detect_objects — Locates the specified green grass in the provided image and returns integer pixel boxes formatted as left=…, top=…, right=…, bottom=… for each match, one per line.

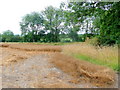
left=5, top=42, right=80, bottom=46
left=73, top=54, right=119, bottom=72
left=33, top=42, right=73, bottom=45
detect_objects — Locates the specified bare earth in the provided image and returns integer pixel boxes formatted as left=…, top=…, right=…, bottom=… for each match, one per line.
left=0, top=43, right=118, bottom=88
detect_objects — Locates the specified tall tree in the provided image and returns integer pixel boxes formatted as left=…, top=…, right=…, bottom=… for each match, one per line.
left=42, top=6, right=64, bottom=42
left=1, top=30, right=14, bottom=42
left=95, top=2, right=120, bottom=45
left=20, top=12, right=44, bottom=42
left=60, top=3, right=81, bottom=41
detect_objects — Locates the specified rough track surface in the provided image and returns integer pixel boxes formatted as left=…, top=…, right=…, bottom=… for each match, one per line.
left=0, top=44, right=118, bottom=88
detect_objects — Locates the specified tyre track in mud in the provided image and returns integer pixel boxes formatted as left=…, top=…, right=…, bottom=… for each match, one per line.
left=0, top=44, right=118, bottom=88
left=1, top=46, right=97, bottom=88
left=2, top=53, right=97, bottom=88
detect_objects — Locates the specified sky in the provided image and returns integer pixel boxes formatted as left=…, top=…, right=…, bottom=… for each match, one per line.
left=0, top=0, right=67, bottom=35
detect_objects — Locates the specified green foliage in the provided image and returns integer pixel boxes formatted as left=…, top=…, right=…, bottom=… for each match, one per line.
left=42, top=6, right=64, bottom=42
left=12, top=35, right=22, bottom=42
left=1, top=30, right=14, bottom=42
left=2, top=1, right=118, bottom=46
left=78, top=34, right=85, bottom=42
left=0, top=33, right=2, bottom=42
left=20, top=12, right=44, bottom=42
left=68, top=30, right=79, bottom=41
left=1, top=30, right=22, bottom=42
left=74, top=53, right=119, bottom=71
left=68, top=2, right=120, bottom=46
left=93, top=2, right=120, bottom=45
left=61, top=38, right=72, bottom=42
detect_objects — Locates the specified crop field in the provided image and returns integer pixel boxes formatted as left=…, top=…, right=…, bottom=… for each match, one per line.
left=0, top=43, right=118, bottom=88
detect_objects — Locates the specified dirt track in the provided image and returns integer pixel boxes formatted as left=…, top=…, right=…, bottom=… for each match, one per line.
left=0, top=43, right=118, bottom=88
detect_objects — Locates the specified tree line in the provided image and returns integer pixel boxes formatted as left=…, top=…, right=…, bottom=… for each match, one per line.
left=1, top=1, right=120, bottom=45
left=0, top=30, right=22, bottom=42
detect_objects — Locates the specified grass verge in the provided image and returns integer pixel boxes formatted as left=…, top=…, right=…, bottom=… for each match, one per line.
left=73, top=54, right=119, bottom=72
left=62, top=43, right=119, bottom=72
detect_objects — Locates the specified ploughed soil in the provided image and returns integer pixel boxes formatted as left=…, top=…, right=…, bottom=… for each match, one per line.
left=0, top=43, right=118, bottom=88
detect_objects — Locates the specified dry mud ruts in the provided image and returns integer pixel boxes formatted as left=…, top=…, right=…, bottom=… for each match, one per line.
left=1, top=43, right=117, bottom=88
left=0, top=43, right=61, bottom=52
left=50, top=53, right=116, bottom=87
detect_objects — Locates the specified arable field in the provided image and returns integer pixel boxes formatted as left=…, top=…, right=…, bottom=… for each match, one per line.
left=0, top=43, right=118, bottom=88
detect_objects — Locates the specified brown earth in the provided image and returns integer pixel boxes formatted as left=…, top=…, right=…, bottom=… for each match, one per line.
left=50, top=53, right=116, bottom=87
left=0, top=43, right=118, bottom=88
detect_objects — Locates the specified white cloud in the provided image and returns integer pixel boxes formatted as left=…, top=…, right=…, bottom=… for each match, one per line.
left=0, top=0, right=67, bottom=34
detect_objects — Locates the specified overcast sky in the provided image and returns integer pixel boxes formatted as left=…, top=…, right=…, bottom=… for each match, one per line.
left=0, top=0, right=67, bottom=35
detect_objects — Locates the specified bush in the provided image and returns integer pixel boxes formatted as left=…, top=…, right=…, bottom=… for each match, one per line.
left=85, top=37, right=99, bottom=46
left=61, top=38, right=72, bottom=42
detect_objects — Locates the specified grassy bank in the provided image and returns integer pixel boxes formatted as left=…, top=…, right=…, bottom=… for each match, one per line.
left=62, top=42, right=119, bottom=71
left=74, top=54, right=119, bottom=71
